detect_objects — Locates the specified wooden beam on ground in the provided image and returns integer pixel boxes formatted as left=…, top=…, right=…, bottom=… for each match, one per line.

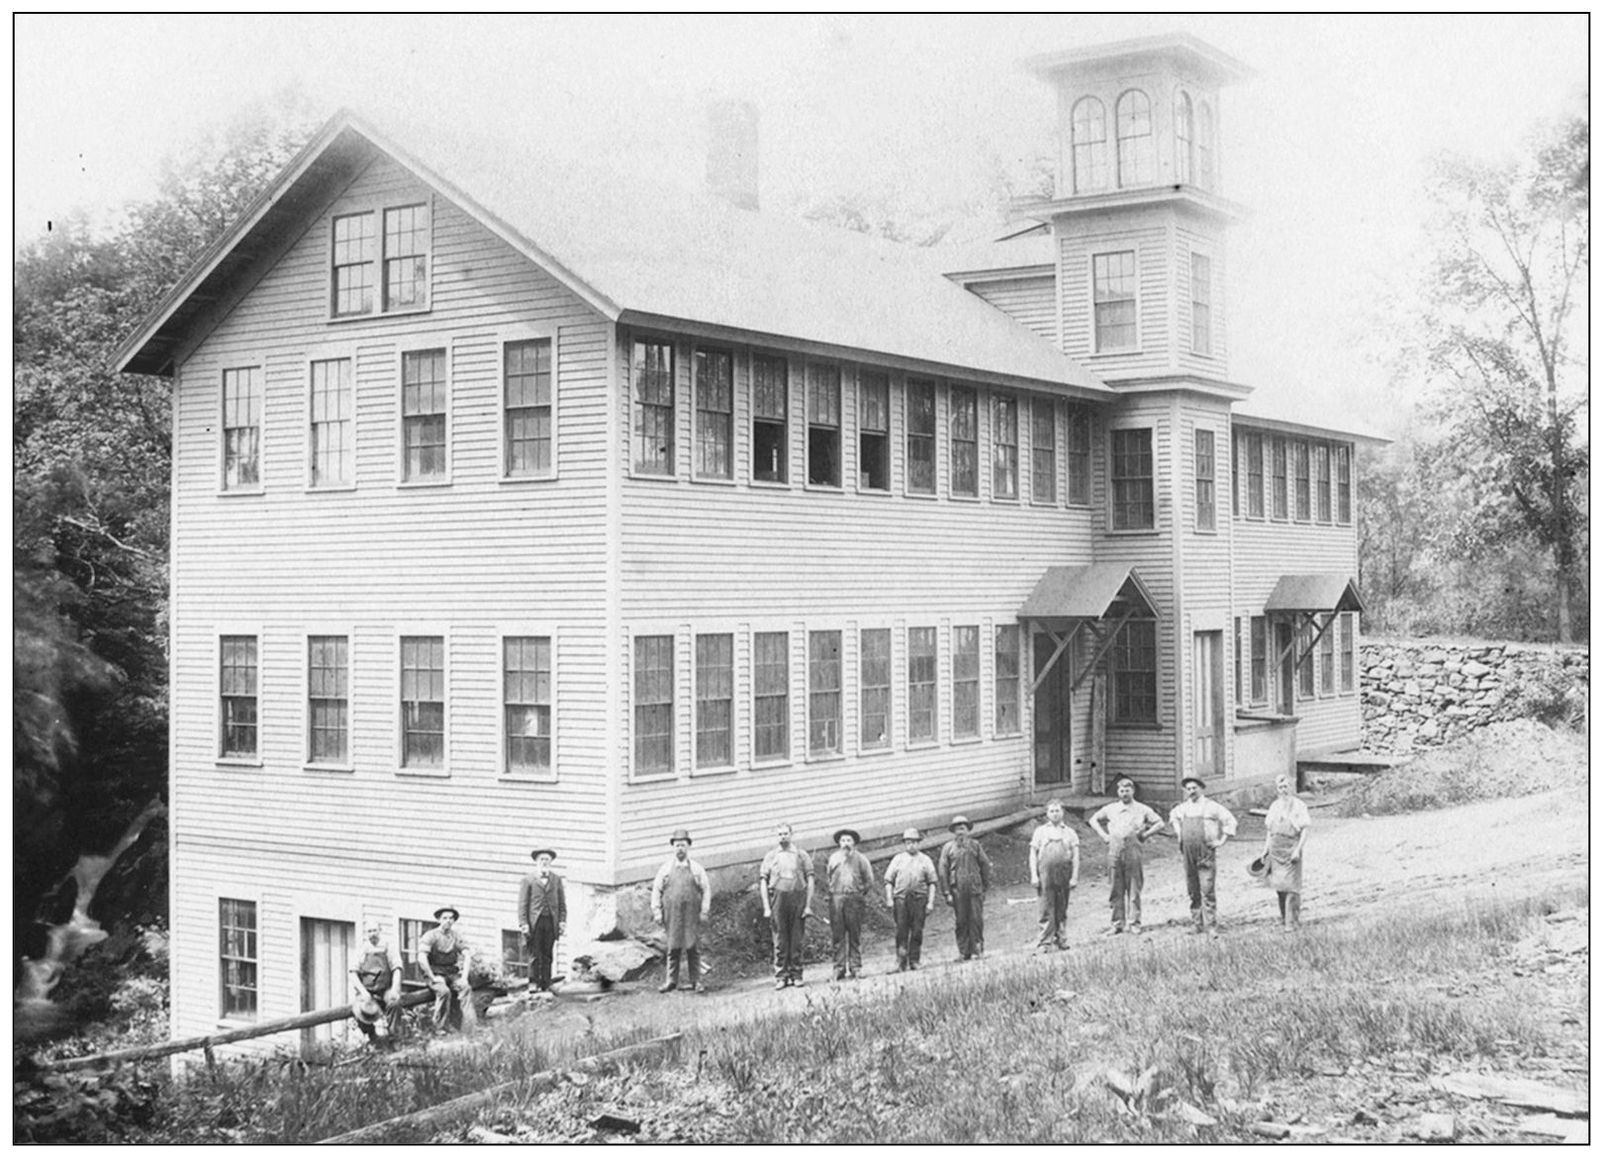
left=315, top=1033, right=684, bottom=1144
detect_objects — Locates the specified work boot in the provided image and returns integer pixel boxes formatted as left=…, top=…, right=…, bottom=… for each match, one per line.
left=659, top=963, right=678, bottom=993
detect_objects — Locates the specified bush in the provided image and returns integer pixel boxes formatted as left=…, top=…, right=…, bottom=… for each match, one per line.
left=1511, top=663, right=1586, bottom=730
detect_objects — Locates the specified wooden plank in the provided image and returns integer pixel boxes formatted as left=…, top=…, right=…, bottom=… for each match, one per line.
left=1432, top=1072, right=1588, bottom=1118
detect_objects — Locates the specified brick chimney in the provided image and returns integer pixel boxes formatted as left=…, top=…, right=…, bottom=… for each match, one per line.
left=706, top=98, right=759, bottom=211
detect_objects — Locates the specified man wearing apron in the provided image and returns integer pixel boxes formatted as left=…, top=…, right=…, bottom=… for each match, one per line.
left=651, top=828, right=712, bottom=992
left=418, top=906, right=477, bottom=1033
left=1028, top=800, right=1080, bottom=951
left=1168, top=776, right=1238, bottom=935
left=1263, top=774, right=1312, bottom=931
left=825, top=828, right=875, bottom=980
left=760, top=823, right=816, bottom=989
left=348, top=920, right=403, bottom=1045
left=1089, top=778, right=1165, bottom=935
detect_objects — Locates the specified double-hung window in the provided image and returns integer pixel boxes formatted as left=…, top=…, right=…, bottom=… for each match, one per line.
left=807, top=364, right=841, bottom=486
left=401, top=349, right=448, bottom=482
left=1195, top=428, right=1216, bottom=530
left=1294, top=440, right=1312, bottom=520
left=906, top=379, right=937, bottom=494
left=1320, top=617, right=1337, bottom=695
left=1110, top=427, right=1154, bottom=531
left=752, top=353, right=788, bottom=483
left=1072, top=96, right=1109, bottom=192
left=1067, top=403, right=1092, bottom=506
left=1110, top=620, right=1157, bottom=723
left=1340, top=614, right=1356, bottom=692
left=695, top=634, right=734, bottom=769
left=1175, top=92, right=1195, bottom=185
left=504, top=636, right=552, bottom=776
left=1315, top=444, right=1332, bottom=522
left=1031, top=399, right=1056, bottom=503
left=1270, top=436, right=1289, bottom=519
left=1245, top=432, right=1264, bottom=518
left=1191, top=253, right=1212, bottom=354
left=633, top=635, right=674, bottom=776
left=222, top=367, right=262, bottom=490
left=219, top=898, right=258, bottom=1020
left=994, top=625, right=1021, bottom=735
left=1093, top=251, right=1138, bottom=353
left=504, top=339, right=553, bottom=478
left=310, top=359, right=352, bottom=487
left=1234, top=620, right=1244, bottom=706
left=859, top=371, right=890, bottom=491
left=1116, top=90, right=1154, bottom=188
left=753, top=631, right=790, bottom=763
left=331, top=212, right=377, bottom=317
left=1250, top=616, right=1268, bottom=704
left=400, top=636, right=445, bottom=769
left=1298, top=624, right=1316, bottom=699
left=950, top=386, right=978, bottom=496
left=1337, top=444, right=1352, bottom=523
left=383, top=204, right=430, bottom=311
left=307, top=636, right=348, bottom=766
left=908, top=627, right=938, bottom=743
left=808, top=631, right=842, bottom=756
left=398, top=919, right=429, bottom=984
left=992, top=395, right=1019, bottom=499
left=331, top=203, right=430, bottom=318
left=220, top=636, right=258, bottom=759
left=860, top=628, right=891, bottom=750
left=632, top=340, right=674, bottom=476
left=694, top=347, right=733, bottom=480
left=952, top=626, right=980, bottom=739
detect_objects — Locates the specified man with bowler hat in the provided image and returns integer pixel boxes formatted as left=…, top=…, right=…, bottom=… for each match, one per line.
left=518, top=847, right=567, bottom=996
left=651, top=829, right=712, bottom=992
left=938, top=815, right=993, bottom=961
left=825, top=827, right=875, bottom=979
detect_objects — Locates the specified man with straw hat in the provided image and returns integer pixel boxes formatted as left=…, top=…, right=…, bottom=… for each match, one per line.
left=518, top=847, right=567, bottom=996
left=938, top=814, right=993, bottom=961
left=651, top=829, right=711, bottom=992
left=825, top=827, right=875, bottom=980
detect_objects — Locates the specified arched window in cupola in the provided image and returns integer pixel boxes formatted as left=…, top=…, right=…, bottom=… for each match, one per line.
left=1199, top=102, right=1217, bottom=191
left=1071, top=96, right=1109, bottom=192
left=1174, top=91, right=1195, bottom=186
left=1116, top=89, right=1154, bottom=188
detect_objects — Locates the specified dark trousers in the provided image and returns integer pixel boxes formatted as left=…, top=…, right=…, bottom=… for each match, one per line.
left=1108, top=849, right=1144, bottom=927
left=770, top=888, right=807, bottom=980
left=666, top=946, right=701, bottom=987
left=527, top=914, right=557, bottom=991
left=952, top=886, right=985, bottom=958
left=1182, top=848, right=1218, bottom=926
left=893, top=890, right=929, bottom=969
left=1036, top=876, right=1070, bottom=948
left=830, top=893, right=865, bottom=977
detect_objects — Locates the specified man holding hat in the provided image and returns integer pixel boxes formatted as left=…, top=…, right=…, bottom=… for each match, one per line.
left=760, top=823, right=816, bottom=989
left=825, top=828, right=876, bottom=980
left=418, top=906, right=477, bottom=1033
left=518, top=847, right=567, bottom=995
left=349, top=920, right=404, bottom=1046
left=937, top=815, right=993, bottom=961
left=883, top=829, right=938, bottom=971
left=1168, top=776, right=1239, bottom=935
left=651, top=829, right=711, bottom=992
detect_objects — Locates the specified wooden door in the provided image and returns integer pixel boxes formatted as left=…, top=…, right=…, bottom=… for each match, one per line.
left=1033, top=633, right=1071, bottom=786
left=1274, top=621, right=1295, bottom=715
left=300, top=917, right=355, bottom=1054
left=1193, top=631, right=1224, bottom=777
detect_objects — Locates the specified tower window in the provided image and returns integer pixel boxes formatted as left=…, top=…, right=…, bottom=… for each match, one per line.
left=1174, top=91, right=1195, bottom=185
left=1199, top=103, right=1217, bottom=191
left=1116, top=90, right=1154, bottom=188
left=1093, top=251, right=1138, bottom=352
left=1071, top=96, right=1108, bottom=192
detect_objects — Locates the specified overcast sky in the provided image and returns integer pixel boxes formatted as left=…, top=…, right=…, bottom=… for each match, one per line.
left=14, top=14, right=1586, bottom=426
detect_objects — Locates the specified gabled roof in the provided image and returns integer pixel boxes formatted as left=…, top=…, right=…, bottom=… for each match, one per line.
left=1264, top=574, right=1365, bottom=615
left=1018, top=563, right=1160, bottom=622
left=117, top=110, right=1111, bottom=398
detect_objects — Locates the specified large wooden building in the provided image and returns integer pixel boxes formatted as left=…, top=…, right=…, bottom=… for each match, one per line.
left=118, top=34, right=1378, bottom=1047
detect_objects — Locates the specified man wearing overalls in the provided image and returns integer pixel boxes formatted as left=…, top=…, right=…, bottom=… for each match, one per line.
left=349, top=920, right=404, bottom=1045
left=1168, top=776, right=1238, bottom=936
left=1089, top=778, right=1165, bottom=935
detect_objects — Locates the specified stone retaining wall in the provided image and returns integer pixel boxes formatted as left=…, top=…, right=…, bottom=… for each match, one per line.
left=1359, top=637, right=1589, bottom=753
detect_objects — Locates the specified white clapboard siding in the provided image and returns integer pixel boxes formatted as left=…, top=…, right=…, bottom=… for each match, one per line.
left=1174, top=400, right=1237, bottom=777
left=1056, top=208, right=1173, bottom=371
left=967, top=275, right=1058, bottom=342
left=1175, top=222, right=1229, bottom=376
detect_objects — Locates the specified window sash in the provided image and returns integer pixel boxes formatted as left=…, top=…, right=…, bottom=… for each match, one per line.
left=860, top=628, right=891, bottom=749
left=1191, top=252, right=1211, bottom=353
left=952, top=625, right=980, bottom=739
left=1072, top=96, right=1109, bottom=192
left=1337, top=445, right=1352, bottom=523
left=402, top=349, right=448, bottom=480
left=994, top=625, right=1021, bottom=734
left=1270, top=436, right=1289, bottom=519
left=383, top=203, right=429, bottom=311
left=695, top=348, right=734, bottom=480
left=1175, top=91, right=1195, bottom=185
left=695, top=633, right=734, bottom=768
left=1294, top=441, right=1312, bottom=520
left=504, top=636, right=552, bottom=774
left=950, top=386, right=977, bottom=496
left=309, top=359, right=352, bottom=487
left=906, top=380, right=936, bottom=494
left=1234, top=620, right=1244, bottom=706
left=1067, top=403, right=1092, bottom=506
left=332, top=211, right=376, bottom=317
left=1245, top=433, right=1264, bottom=518
left=1093, top=252, right=1138, bottom=351
left=633, top=635, right=675, bottom=775
left=1315, top=444, right=1332, bottom=522
left=1320, top=616, right=1337, bottom=694
left=807, top=630, right=842, bottom=755
left=1110, top=427, right=1154, bottom=530
left=752, top=353, right=789, bottom=484
left=1298, top=623, right=1316, bottom=698
left=1116, top=90, right=1154, bottom=187
left=806, top=364, right=841, bottom=486
left=219, top=898, right=258, bottom=1019
left=222, top=367, right=262, bottom=489
left=753, top=631, right=790, bottom=762
left=400, top=636, right=445, bottom=767
left=992, top=395, right=1019, bottom=499
left=859, top=372, right=890, bottom=491
left=220, top=636, right=258, bottom=757
left=398, top=919, right=429, bottom=984
left=1110, top=619, right=1157, bottom=723
left=504, top=339, right=553, bottom=477
left=1340, top=613, right=1356, bottom=691
left=501, top=930, right=532, bottom=980
left=908, top=627, right=937, bottom=742
left=1250, top=616, right=1268, bottom=704
left=308, top=635, right=348, bottom=764
left=1030, top=399, right=1056, bottom=503
left=632, top=340, right=675, bottom=475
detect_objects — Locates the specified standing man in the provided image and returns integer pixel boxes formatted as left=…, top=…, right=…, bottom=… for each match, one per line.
left=651, top=828, right=712, bottom=992
left=937, top=815, right=993, bottom=961
left=518, top=848, right=567, bottom=997
left=349, top=920, right=404, bottom=1046
left=1168, top=777, right=1238, bottom=936
left=825, top=828, right=875, bottom=980
left=418, top=906, right=477, bottom=1033
left=1028, top=800, right=1081, bottom=952
left=1089, top=778, right=1165, bottom=935
left=759, top=823, right=816, bottom=989
left=883, top=828, right=938, bottom=971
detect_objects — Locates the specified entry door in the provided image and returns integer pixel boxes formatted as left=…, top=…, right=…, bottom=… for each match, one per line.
left=1033, top=633, right=1071, bottom=786
left=1193, top=631, right=1225, bottom=778
left=1274, top=621, right=1295, bottom=715
left=300, top=918, right=355, bottom=1053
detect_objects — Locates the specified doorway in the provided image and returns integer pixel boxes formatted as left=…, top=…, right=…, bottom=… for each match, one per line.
left=1193, top=631, right=1225, bottom=777
left=1274, top=621, right=1295, bottom=715
left=300, top=917, right=355, bottom=1054
left=1033, top=633, right=1070, bottom=787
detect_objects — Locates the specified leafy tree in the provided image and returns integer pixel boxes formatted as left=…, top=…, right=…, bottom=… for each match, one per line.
left=1420, top=114, right=1588, bottom=641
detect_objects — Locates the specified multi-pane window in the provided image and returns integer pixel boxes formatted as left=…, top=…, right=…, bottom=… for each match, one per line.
left=401, top=349, right=448, bottom=481
left=1245, top=432, right=1265, bottom=518
left=1110, top=620, right=1157, bottom=723
left=397, top=919, right=429, bottom=984
left=1270, top=436, right=1289, bottom=519
left=1314, top=443, right=1332, bottom=522
left=1199, top=104, right=1217, bottom=191
left=950, top=386, right=978, bottom=496
left=908, top=627, right=938, bottom=744
left=220, top=636, right=258, bottom=759
left=1298, top=623, right=1315, bottom=699
left=807, top=363, right=841, bottom=486
left=1340, top=613, right=1356, bottom=692
left=501, top=930, right=531, bottom=981
left=331, top=211, right=376, bottom=317
left=1195, top=428, right=1216, bottom=530
left=1031, top=399, right=1056, bottom=503
left=310, top=359, right=353, bottom=487
left=1116, top=89, right=1154, bottom=188
left=1337, top=444, right=1352, bottom=523
left=383, top=204, right=429, bottom=311
left=504, top=636, right=552, bottom=775
left=1234, top=620, right=1244, bottom=706
left=859, top=371, right=890, bottom=491
left=752, top=353, right=788, bottom=483
left=1293, top=440, right=1312, bottom=520
left=307, top=636, right=348, bottom=765
left=1110, top=427, right=1154, bottom=530
left=1231, top=433, right=1240, bottom=517
left=695, top=347, right=733, bottom=480
left=1072, top=96, right=1109, bottom=192
left=222, top=367, right=262, bottom=490
left=1191, top=253, right=1211, bottom=355
left=1174, top=91, right=1194, bottom=185
left=1250, top=616, right=1268, bottom=704
left=401, top=636, right=445, bottom=768
left=695, top=633, right=734, bottom=769
left=992, top=394, right=1019, bottom=499
left=504, top=339, right=553, bottom=478
left=952, top=626, right=980, bottom=739
left=633, top=635, right=674, bottom=776
left=753, top=631, right=790, bottom=763
left=1093, top=251, right=1138, bottom=352
left=860, top=628, right=891, bottom=750
left=1067, top=403, right=1093, bottom=506
left=906, top=379, right=936, bottom=494
left=219, top=899, right=258, bottom=1020
left=994, top=625, right=1021, bottom=735
left=808, top=630, right=843, bottom=756
left=1320, top=616, right=1337, bottom=695
left=632, top=340, right=675, bottom=475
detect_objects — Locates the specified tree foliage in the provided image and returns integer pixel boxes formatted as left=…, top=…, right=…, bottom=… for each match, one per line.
left=13, top=93, right=320, bottom=961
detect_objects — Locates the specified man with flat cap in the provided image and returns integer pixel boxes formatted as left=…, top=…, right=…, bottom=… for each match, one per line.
left=518, top=847, right=567, bottom=996
left=1168, top=776, right=1238, bottom=936
left=938, top=815, right=993, bottom=961
left=651, top=829, right=711, bottom=992
left=884, top=828, right=938, bottom=971
left=825, top=827, right=875, bottom=980
left=418, top=905, right=477, bottom=1033
left=760, top=823, right=816, bottom=989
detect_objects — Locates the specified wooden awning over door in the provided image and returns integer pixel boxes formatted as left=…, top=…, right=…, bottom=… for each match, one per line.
left=1018, top=564, right=1160, bottom=696
left=1264, top=573, right=1365, bottom=671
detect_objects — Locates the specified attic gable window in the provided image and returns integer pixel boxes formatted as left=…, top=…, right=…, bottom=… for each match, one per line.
left=384, top=205, right=430, bottom=310
left=331, top=202, right=431, bottom=319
